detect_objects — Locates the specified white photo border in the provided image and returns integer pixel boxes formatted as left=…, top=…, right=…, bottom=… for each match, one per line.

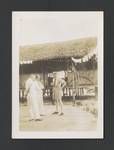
left=12, top=11, right=104, bottom=139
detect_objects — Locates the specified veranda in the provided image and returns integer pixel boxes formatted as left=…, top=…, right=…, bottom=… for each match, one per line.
left=19, top=37, right=97, bottom=102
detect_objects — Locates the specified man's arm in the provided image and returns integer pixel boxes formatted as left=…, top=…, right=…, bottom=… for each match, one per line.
left=24, top=80, right=30, bottom=97
left=61, top=79, right=66, bottom=88
left=39, top=81, right=44, bottom=89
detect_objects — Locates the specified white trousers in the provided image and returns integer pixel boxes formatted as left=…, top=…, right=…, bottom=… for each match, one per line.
left=27, top=93, right=44, bottom=119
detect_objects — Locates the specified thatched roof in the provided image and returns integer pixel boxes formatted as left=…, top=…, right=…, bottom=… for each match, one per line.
left=20, top=37, right=97, bottom=62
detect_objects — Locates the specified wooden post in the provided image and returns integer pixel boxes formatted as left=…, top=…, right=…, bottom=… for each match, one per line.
left=72, top=62, right=76, bottom=105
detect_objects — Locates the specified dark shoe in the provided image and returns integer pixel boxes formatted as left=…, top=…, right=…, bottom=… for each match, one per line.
left=35, top=119, right=42, bottom=121
left=59, top=112, right=64, bottom=116
left=52, top=112, right=59, bottom=114
left=40, top=114, right=45, bottom=116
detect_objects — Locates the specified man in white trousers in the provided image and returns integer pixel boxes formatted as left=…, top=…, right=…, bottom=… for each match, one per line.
left=36, top=74, right=45, bottom=116
left=24, top=74, right=44, bottom=121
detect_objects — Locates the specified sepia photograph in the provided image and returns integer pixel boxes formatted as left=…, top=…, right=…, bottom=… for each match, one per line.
left=12, top=11, right=103, bottom=139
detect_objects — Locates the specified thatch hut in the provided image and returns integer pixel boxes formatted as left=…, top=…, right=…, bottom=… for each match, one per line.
left=20, top=37, right=97, bottom=61
left=19, top=37, right=97, bottom=100
left=20, top=37, right=97, bottom=74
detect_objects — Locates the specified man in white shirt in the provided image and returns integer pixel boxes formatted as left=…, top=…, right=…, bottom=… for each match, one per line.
left=36, top=74, right=45, bottom=116
left=24, top=74, right=44, bottom=121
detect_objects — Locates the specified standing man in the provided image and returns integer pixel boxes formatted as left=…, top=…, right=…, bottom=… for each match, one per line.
left=72, top=63, right=79, bottom=106
left=52, top=73, right=66, bottom=116
left=36, top=74, right=45, bottom=116
left=24, top=74, right=43, bottom=121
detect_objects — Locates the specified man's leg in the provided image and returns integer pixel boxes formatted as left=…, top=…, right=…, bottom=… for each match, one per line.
left=32, top=99, right=42, bottom=120
left=28, top=98, right=34, bottom=121
left=58, top=96, right=64, bottom=115
left=52, top=99, right=59, bottom=114
left=55, top=99, right=59, bottom=112
left=72, top=89, right=76, bottom=106
left=29, top=104, right=34, bottom=120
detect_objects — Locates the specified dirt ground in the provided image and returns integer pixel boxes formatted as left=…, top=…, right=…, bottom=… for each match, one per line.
left=19, top=99, right=97, bottom=132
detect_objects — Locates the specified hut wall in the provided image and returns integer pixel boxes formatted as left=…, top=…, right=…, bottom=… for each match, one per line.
left=67, top=70, right=97, bottom=87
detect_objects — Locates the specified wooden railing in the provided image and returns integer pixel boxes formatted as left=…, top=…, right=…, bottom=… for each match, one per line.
left=19, top=86, right=97, bottom=101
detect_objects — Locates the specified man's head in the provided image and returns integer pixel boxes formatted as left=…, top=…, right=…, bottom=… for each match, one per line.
left=30, top=74, right=36, bottom=81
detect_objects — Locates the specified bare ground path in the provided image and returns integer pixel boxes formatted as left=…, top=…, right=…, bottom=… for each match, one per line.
left=20, top=100, right=97, bottom=131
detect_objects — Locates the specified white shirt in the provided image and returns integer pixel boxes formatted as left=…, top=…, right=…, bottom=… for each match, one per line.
left=25, top=78, right=44, bottom=97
